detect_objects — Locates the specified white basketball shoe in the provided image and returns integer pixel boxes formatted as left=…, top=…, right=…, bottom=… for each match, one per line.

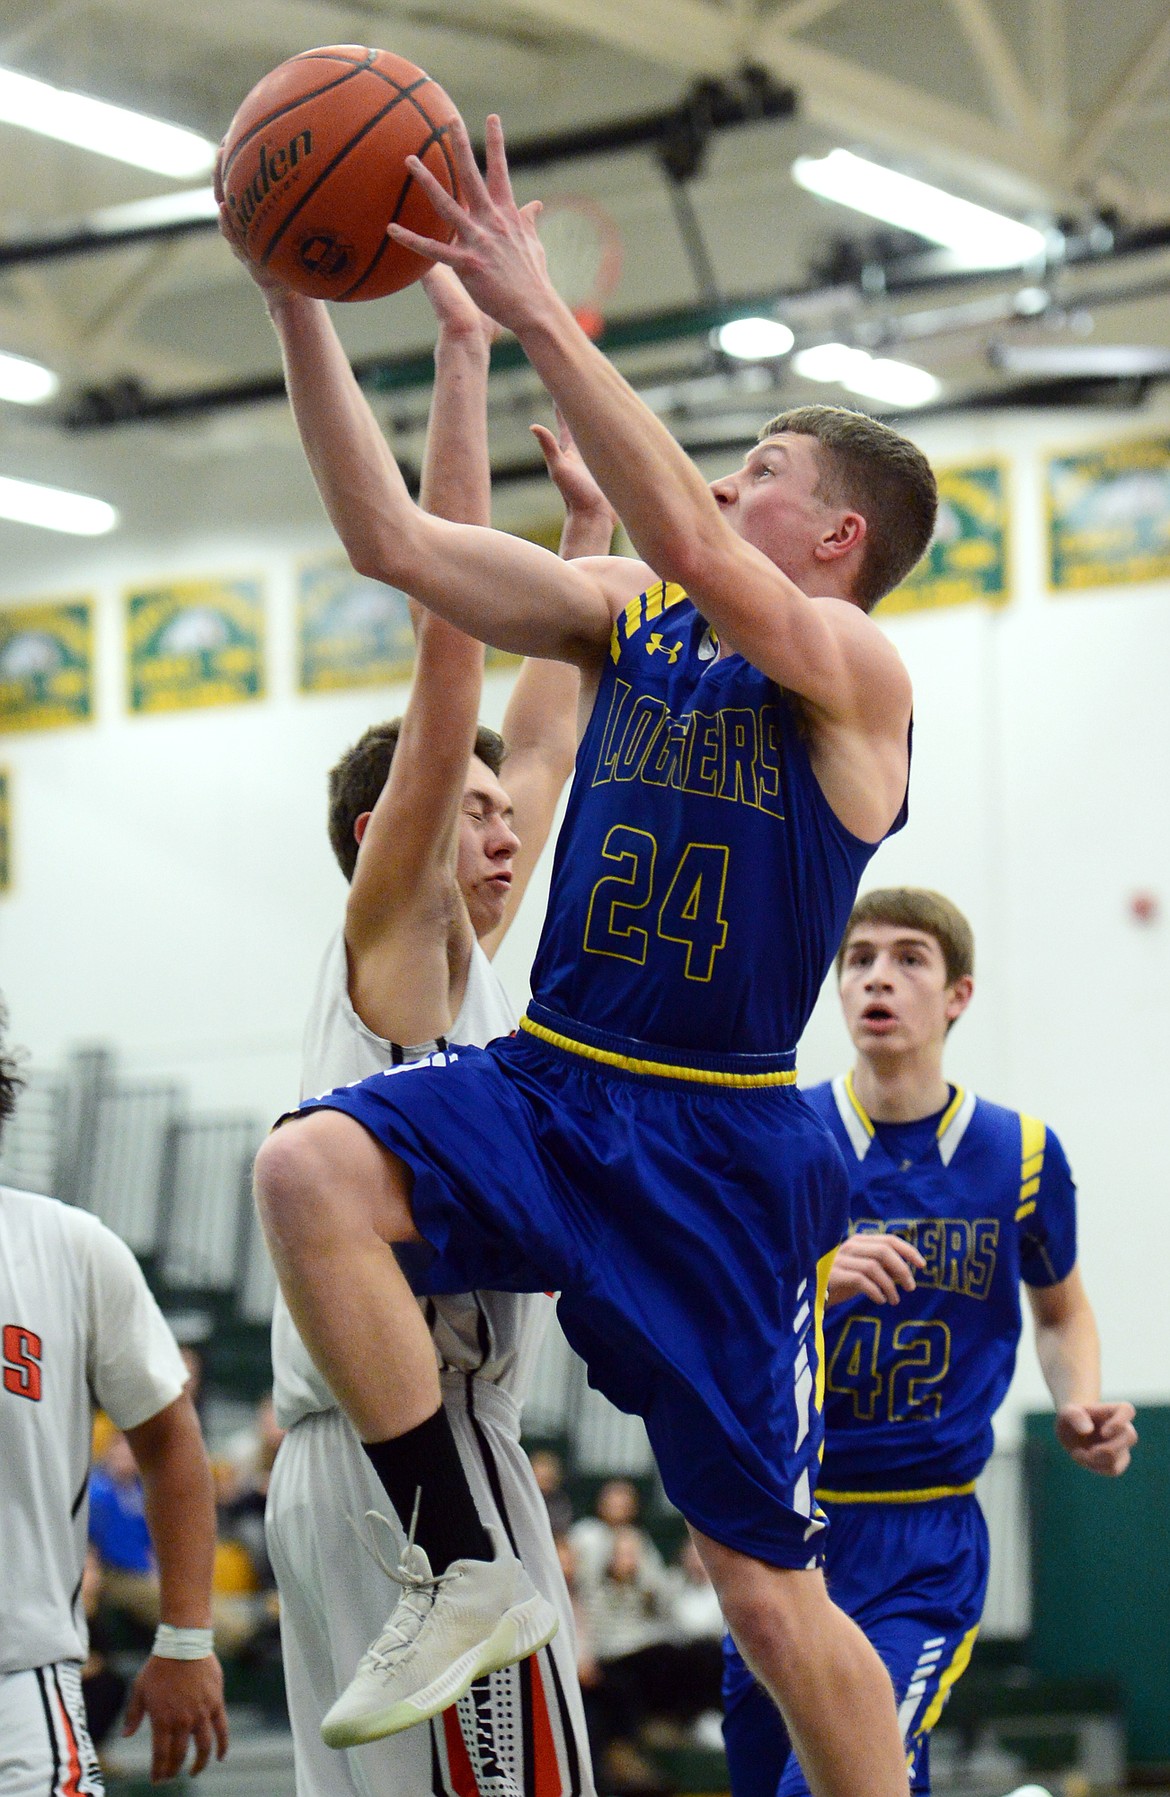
left=320, top=1519, right=559, bottom=1749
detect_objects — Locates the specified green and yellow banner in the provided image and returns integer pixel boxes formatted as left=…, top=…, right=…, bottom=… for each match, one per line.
left=127, top=577, right=264, bottom=714
left=0, top=599, right=94, bottom=732
left=883, top=461, right=1009, bottom=615
left=297, top=554, right=414, bottom=693
left=1047, top=435, right=1170, bottom=590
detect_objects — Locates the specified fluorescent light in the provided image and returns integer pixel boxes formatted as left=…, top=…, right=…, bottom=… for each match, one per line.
left=792, top=148, right=1047, bottom=270
left=1013, top=286, right=1050, bottom=317
left=0, top=64, right=215, bottom=178
left=716, top=317, right=795, bottom=360
left=991, top=343, right=1170, bottom=378
left=793, top=343, right=940, bottom=408
left=0, top=351, right=58, bottom=406
left=0, top=475, right=117, bottom=535
left=89, top=187, right=219, bottom=232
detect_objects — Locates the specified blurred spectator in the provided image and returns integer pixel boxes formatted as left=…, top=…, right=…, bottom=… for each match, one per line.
left=214, top=1392, right=286, bottom=1659
left=88, top=1430, right=159, bottom=1635
left=581, top=1526, right=725, bottom=1794
left=570, top=1477, right=662, bottom=1591
left=529, top=1446, right=573, bottom=1538
left=218, top=1393, right=283, bottom=1588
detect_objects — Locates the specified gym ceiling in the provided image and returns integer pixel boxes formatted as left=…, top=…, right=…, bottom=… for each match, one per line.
left=3, top=0, right=1170, bottom=556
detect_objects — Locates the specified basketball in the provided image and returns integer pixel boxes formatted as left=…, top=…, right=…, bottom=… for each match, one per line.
left=220, top=45, right=462, bottom=302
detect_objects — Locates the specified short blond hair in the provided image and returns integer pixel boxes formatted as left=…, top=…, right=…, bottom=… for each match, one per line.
left=759, top=405, right=937, bottom=610
left=836, top=888, right=974, bottom=985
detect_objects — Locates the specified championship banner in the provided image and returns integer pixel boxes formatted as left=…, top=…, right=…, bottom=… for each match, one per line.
left=0, top=769, right=10, bottom=892
left=0, top=599, right=94, bottom=732
left=297, top=553, right=414, bottom=693
left=126, top=577, right=265, bottom=714
left=1047, top=435, right=1170, bottom=590
left=882, top=461, right=1009, bottom=615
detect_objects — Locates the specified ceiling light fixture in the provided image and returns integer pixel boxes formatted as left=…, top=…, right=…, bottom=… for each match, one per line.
left=990, top=343, right=1170, bottom=378
left=792, top=148, right=1048, bottom=271
left=89, top=187, right=220, bottom=232
left=0, top=474, right=117, bottom=535
left=715, top=317, right=795, bottom=360
left=0, top=64, right=216, bottom=178
left=0, top=351, right=59, bottom=406
left=793, top=343, right=940, bottom=408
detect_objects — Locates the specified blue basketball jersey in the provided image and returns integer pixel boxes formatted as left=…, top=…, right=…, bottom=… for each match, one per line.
left=527, top=583, right=905, bottom=1057
left=807, top=1077, right=1077, bottom=1494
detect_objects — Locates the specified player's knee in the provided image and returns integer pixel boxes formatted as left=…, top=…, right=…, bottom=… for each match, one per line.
left=719, top=1567, right=826, bottom=1681
left=253, top=1114, right=346, bottom=1248
left=254, top=1111, right=417, bottom=1253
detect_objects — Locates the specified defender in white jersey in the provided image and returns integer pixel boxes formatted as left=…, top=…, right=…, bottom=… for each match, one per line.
left=261, top=267, right=613, bottom=1795
left=0, top=1022, right=228, bottom=1791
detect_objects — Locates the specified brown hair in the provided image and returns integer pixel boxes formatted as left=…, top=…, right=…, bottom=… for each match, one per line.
left=327, top=719, right=506, bottom=882
left=758, top=405, right=937, bottom=610
left=836, top=887, right=974, bottom=985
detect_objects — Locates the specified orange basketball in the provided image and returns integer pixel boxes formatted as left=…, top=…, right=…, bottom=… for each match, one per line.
left=220, top=45, right=461, bottom=302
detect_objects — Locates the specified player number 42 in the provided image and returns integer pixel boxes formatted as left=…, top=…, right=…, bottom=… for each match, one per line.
left=826, top=1314, right=950, bottom=1423
left=583, top=825, right=730, bottom=981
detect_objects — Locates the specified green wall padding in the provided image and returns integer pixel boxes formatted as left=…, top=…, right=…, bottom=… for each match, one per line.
left=1026, top=1404, right=1170, bottom=1765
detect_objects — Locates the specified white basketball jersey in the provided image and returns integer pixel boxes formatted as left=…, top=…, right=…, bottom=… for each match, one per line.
left=0, top=1186, right=187, bottom=1672
left=272, top=930, right=553, bottom=1431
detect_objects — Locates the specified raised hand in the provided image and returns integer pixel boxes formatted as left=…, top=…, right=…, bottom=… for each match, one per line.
left=826, top=1231, right=925, bottom=1307
left=214, top=144, right=297, bottom=306
left=421, top=264, right=500, bottom=353
left=387, top=115, right=556, bottom=334
left=532, top=410, right=618, bottom=528
left=1055, top=1401, right=1137, bottom=1476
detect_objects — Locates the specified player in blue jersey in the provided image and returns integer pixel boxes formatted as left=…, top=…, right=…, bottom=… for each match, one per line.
left=722, top=887, right=1137, bottom=1797
left=230, top=119, right=937, bottom=1796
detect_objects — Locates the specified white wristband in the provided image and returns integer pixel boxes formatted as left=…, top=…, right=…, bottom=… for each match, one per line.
left=152, top=1624, right=215, bottom=1661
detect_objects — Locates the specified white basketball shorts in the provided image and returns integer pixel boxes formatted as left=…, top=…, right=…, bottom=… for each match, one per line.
left=266, top=1374, right=595, bottom=1797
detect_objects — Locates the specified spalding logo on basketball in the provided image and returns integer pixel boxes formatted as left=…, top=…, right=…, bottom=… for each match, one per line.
left=220, top=45, right=462, bottom=302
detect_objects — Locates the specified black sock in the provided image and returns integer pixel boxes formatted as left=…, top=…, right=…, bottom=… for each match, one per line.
left=363, top=1407, right=493, bottom=1573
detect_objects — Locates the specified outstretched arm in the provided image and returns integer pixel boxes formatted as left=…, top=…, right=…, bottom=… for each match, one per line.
left=481, top=418, right=618, bottom=958
left=386, top=117, right=912, bottom=742
left=218, top=196, right=622, bottom=667
left=344, top=267, right=496, bottom=1040
left=122, top=1394, right=228, bottom=1782
left=1027, top=1269, right=1137, bottom=1476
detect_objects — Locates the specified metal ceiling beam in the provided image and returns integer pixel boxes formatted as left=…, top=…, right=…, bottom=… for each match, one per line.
left=497, top=0, right=731, bottom=71
left=941, top=0, right=1045, bottom=141
left=1067, top=9, right=1170, bottom=185
left=750, top=25, right=1063, bottom=203
left=60, top=216, right=1170, bottom=431
left=507, top=0, right=1070, bottom=204
left=1031, top=0, right=1069, bottom=140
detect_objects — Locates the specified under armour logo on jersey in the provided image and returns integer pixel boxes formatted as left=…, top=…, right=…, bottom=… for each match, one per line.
left=646, top=633, right=682, bottom=662
left=697, top=625, right=718, bottom=661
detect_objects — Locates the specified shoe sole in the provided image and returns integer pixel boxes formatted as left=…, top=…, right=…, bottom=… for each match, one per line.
left=320, top=1595, right=559, bottom=1748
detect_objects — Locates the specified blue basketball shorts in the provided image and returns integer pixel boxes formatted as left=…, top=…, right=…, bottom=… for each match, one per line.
left=291, top=1016, right=849, bottom=1568
left=721, top=1493, right=989, bottom=1795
